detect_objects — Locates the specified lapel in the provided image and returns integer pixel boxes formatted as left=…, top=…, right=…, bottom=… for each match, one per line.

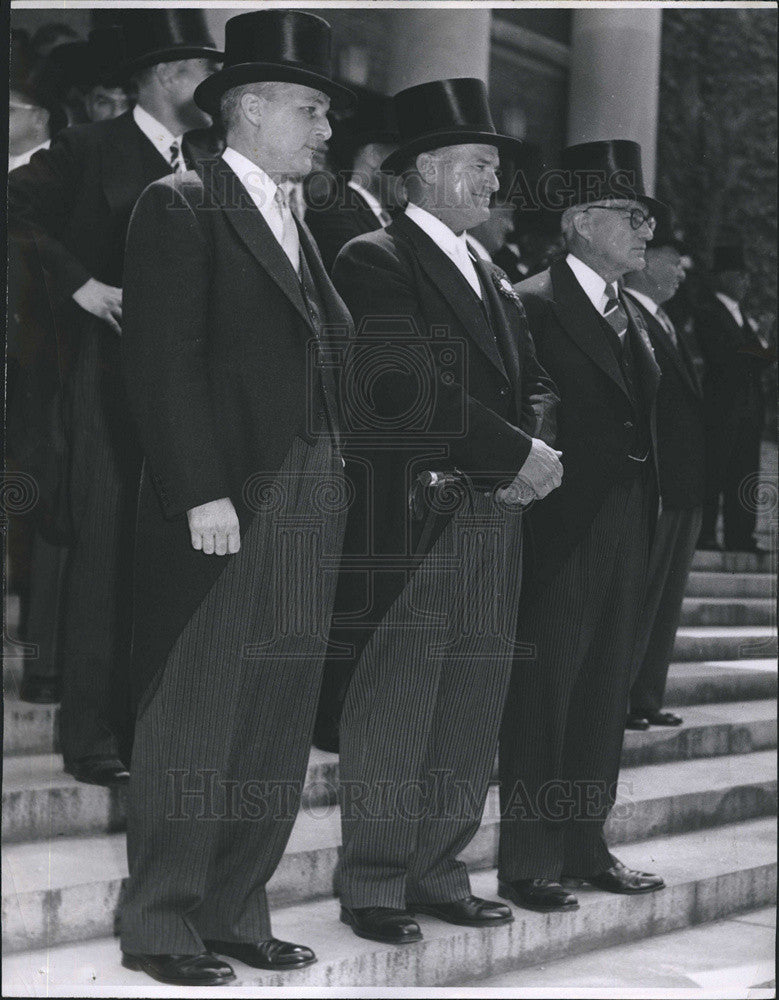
left=201, top=156, right=315, bottom=333
left=394, top=214, right=508, bottom=381
left=472, top=256, right=521, bottom=385
left=297, top=218, right=353, bottom=335
left=100, top=112, right=169, bottom=214
left=625, top=292, right=701, bottom=398
left=622, top=293, right=662, bottom=405
left=550, top=259, right=631, bottom=400
left=350, top=187, right=385, bottom=235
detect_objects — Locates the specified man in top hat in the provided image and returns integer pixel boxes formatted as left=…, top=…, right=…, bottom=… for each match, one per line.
left=9, top=31, right=52, bottom=170
left=306, top=88, right=403, bottom=275
left=697, top=244, right=773, bottom=552
left=330, top=77, right=561, bottom=945
left=622, top=207, right=705, bottom=731
left=498, top=140, right=666, bottom=912
left=119, top=10, right=354, bottom=985
left=8, top=11, right=221, bottom=783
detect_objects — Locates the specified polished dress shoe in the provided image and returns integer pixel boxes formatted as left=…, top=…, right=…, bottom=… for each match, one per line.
left=626, top=712, right=650, bottom=731
left=122, top=951, right=235, bottom=986
left=568, top=858, right=665, bottom=894
left=205, top=937, right=316, bottom=970
left=498, top=878, right=579, bottom=912
left=409, top=895, right=513, bottom=927
left=645, top=710, right=683, bottom=726
left=65, top=756, right=129, bottom=786
left=340, top=906, right=422, bottom=944
left=20, top=676, right=62, bottom=704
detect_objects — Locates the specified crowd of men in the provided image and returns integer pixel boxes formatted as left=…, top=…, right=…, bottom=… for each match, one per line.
left=6, top=9, right=775, bottom=987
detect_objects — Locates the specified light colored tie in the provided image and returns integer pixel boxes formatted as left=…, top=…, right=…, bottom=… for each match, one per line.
left=655, top=305, right=678, bottom=349
left=274, top=185, right=301, bottom=275
left=169, top=140, right=184, bottom=174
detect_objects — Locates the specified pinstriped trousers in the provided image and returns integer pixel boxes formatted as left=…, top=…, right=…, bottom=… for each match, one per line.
left=498, top=470, right=654, bottom=881
left=338, top=492, right=524, bottom=909
left=120, top=434, right=346, bottom=954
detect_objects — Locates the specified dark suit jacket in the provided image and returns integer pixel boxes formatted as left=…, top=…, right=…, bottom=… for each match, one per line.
left=305, top=179, right=384, bottom=273
left=516, top=259, right=661, bottom=594
left=328, top=213, right=559, bottom=659
left=122, top=157, right=353, bottom=710
left=624, top=292, right=706, bottom=510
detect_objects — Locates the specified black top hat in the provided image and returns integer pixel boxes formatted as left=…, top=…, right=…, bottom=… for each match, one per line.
left=194, top=10, right=354, bottom=116
left=113, top=10, right=221, bottom=74
left=342, top=90, right=400, bottom=147
left=712, top=244, right=746, bottom=272
left=381, top=78, right=531, bottom=174
left=559, top=140, right=666, bottom=219
left=34, top=28, right=129, bottom=98
left=644, top=202, right=687, bottom=252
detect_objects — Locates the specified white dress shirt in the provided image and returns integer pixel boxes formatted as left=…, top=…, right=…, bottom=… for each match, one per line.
left=465, top=233, right=492, bottom=262
left=624, top=286, right=678, bottom=348
left=715, top=291, right=745, bottom=328
left=348, top=180, right=390, bottom=226
left=566, top=253, right=611, bottom=314
left=405, top=202, right=482, bottom=299
left=221, top=146, right=292, bottom=249
left=9, top=139, right=50, bottom=172
left=133, top=104, right=183, bottom=169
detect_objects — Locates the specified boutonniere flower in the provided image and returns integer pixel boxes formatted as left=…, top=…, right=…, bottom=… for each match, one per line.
left=489, top=266, right=521, bottom=304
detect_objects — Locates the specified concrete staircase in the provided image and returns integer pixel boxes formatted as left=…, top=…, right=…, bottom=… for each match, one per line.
left=2, top=549, right=776, bottom=991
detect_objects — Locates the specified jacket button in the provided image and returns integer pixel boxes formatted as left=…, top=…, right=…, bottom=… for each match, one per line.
left=499, top=386, right=508, bottom=396
left=624, top=420, right=634, bottom=429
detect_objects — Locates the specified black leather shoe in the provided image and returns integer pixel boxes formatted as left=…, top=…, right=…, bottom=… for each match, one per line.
left=340, top=906, right=422, bottom=944
left=645, top=710, right=683, bottom=726
left=498, top=878, right=579, bottom=913
left=205, top=938, right=316, bottom=970
left=409, top=895, right=513, bottom=927
left=626, top=713, right=650, bottom=731
left=20, top=676, right=62, bottom=704
left=65, top=757, right=130, bottom=786
left=574, top=858, right=665, bottom=894
left=122, top=951, right=235, bottom=986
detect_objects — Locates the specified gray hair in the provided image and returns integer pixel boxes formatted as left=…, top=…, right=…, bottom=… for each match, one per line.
left=220, top=81, right=282, bottom=132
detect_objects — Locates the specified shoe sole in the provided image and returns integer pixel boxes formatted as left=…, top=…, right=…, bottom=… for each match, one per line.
left=205, top=949, right=317, bottom=971
left=121, top=954, right=236, bottom=986
left=339, top=911, right=423, bottom=944
left=562, top=878, right=665, bottom=895
left=409, top=905, right=514, bottom=927
left=498, top=887, right=579, bottom=913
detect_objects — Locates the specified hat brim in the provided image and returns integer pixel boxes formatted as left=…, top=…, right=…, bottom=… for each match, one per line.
left=381, top=129, right=529, bottom=174
left=194, top=63, right=355, bottom=115
left=562, top=190, right=668, bottom=220
left=121, top=46, right=223, bottom=74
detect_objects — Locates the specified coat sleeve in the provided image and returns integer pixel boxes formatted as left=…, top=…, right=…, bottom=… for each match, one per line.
left=516, top=300, right=559, bottom=447
left=122, top=178, right=230, bottom=519
left=8, top=130, right=92, bottom=301
left=333, top=235, right=534, bottom=478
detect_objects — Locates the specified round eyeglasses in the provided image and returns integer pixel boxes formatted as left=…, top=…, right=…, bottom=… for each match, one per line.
left=582, top=205, right=656, bottom=231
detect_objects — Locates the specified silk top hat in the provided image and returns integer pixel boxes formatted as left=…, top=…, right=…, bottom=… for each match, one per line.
left=194, top=10, right=355, bottom=116
left=644, top=203, right=686, bottom=252
left=114, top=10, right=221, bottom=74
left=712, top=243, right=746, bottom=272
left=342, top=88, right=400, bottom=147
left=381, top=77, right=530, bottom=174
left=36, top=28, right=128, bottom=96
left=558, top=139, right=666, bottom=218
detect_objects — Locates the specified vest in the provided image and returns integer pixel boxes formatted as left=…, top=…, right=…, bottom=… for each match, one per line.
left=297, top=246, right=341, bottom=449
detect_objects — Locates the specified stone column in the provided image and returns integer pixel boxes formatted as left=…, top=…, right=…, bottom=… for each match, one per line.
left=383, top=10, right=492, bottom=92
left=567, top=9, right=662, bottom=191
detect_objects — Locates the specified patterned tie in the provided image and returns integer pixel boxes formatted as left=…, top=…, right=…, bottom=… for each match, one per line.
left=655, top=305, right=678, bottom=349
left=603, top=283, right=628, bottom=345
left=274, top=185, right=301, bottom=275
left=378, top=208, right=392, bottom=227
left=169, top=140, right=183, bottom=174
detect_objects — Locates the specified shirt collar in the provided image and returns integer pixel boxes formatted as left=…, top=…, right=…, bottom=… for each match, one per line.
left=465, top=233, right=492, bottom=262
left=715, top=291, right=744, bottom=323
left=133, top=104, right=182, bottom=163
left=9, top=138, right=50, bottom=172
left=623, top=286, right=659, bottom=316
left=221, top=146, right=279, bottom=218
left=405, top=202, right=470, bottom=261
left=347, top=179, right=385, bottom=222
left=566, top=253, right=610, bottom=313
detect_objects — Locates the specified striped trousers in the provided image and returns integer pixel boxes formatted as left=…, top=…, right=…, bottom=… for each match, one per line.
left=338, top=491, right=524, bottom=908
left=498, top=470, right=654, bottom=880
left=120, top=434, right=346, bottom=954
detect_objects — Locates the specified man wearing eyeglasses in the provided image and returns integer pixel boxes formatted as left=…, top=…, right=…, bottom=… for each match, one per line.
left=498, top=141, right=666, bottom=913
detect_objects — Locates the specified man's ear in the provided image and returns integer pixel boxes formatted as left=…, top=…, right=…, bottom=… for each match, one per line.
left=239, top=90, right=264, bottom=128
left=155, top=62, right=176, bottom=91
left=415, top=151, right=437, bottom=184
left=572, top=208, right=592, bottom=244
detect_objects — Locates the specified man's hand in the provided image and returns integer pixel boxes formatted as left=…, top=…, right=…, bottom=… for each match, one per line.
left=72, top=278, right=122, bottom=335
left=512, top=437, right=563, bottom=501
left=187, top=497, right=241, bottom=556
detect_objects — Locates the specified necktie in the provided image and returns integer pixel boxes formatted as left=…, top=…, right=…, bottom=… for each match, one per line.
left=452, top=239, right=482, bottom=299
left=169, top=140, right=183, bottom=174
left=378, top=208, right=392, bottom=227
left=603, top=283, right=628, bottom=344
left=274, top=185, right=301, bottom=275
left=655, top=305, right=678, bottom=349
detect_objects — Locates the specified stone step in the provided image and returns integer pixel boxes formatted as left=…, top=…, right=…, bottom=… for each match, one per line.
left=686, top=571, right=775, bottom=598
left=691, top=550, right=775, bottom=573
left=2, top=818, right=775, bottom=990
left=3, top=751, right=775, bottom=952
left=673, top=626, right=777, bottom=662
left=663, top=660, right=777, bottom=705
left=5, top=702, right=776, bottom=842
left=680, top=598, right=775, bottom=626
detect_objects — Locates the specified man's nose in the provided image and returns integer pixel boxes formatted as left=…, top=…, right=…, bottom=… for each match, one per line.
left=487, top=170, right=500, bottom=193
left=314, top=115, right=332, bottom=142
